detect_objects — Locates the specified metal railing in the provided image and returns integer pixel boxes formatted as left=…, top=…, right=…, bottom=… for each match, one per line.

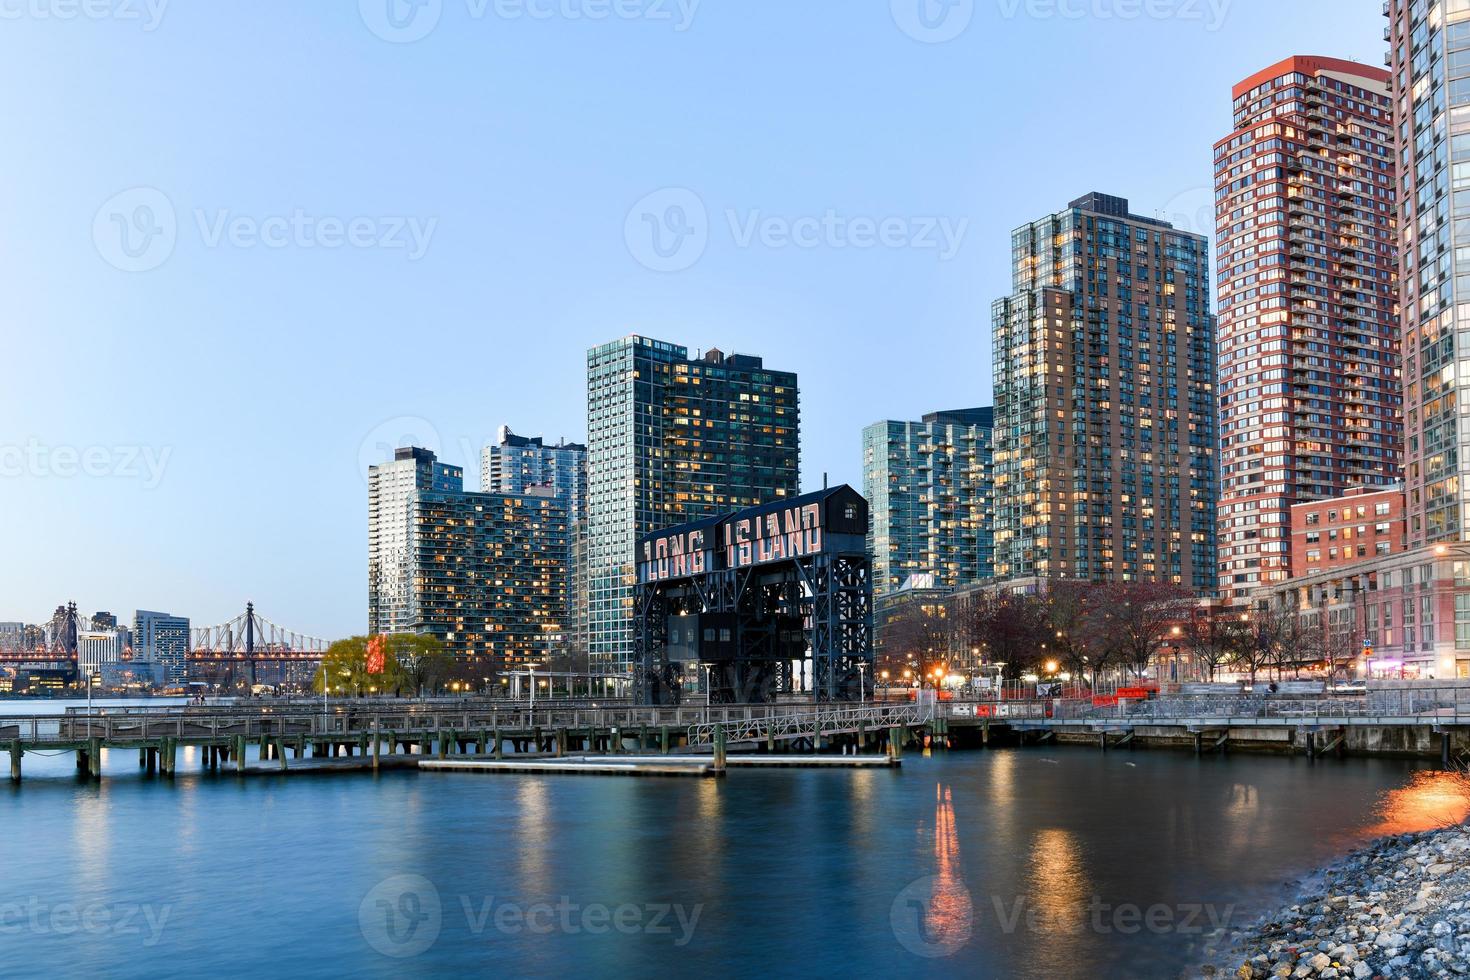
left=0, top=701, right=934, bottom=745
left=686, top=703, right=933, bottom=746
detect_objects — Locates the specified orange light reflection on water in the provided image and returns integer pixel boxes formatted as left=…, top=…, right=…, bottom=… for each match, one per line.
left=1366, top=771, right=1470, bottom=837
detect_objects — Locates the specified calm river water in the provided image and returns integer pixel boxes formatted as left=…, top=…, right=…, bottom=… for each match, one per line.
left=1, top=700, right=1460, bottom=979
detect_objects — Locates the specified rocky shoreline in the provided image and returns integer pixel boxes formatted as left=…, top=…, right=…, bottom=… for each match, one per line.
left=1203, top=826, right=1470, bottom=978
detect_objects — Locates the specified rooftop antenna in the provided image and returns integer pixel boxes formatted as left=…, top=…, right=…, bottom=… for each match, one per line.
left=823, top=472, right=829, bottom=489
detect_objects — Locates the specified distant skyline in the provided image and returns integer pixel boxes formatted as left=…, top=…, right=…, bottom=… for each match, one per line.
left=0, top=0, right=1386, bottom=637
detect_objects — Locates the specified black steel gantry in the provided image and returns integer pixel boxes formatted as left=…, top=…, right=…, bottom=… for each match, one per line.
left=633, top=485, right=874, bottom=705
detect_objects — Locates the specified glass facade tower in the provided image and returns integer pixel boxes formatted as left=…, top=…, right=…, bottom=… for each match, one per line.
left=863, top=407, right=994, bottom=595
left=1388, top=0, right=1470, bottom=547
left=585, top=337, right=800, bottom=673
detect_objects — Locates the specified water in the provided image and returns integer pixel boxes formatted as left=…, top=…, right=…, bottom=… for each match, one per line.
left=0, top=737, right=1456, bottom=979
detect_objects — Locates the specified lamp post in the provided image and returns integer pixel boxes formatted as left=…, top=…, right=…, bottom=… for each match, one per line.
left=857, top=662, right=868, bottom=706
left=700, top=664, right=713, bottom=710
left=528, top=663, right=538, bottom=712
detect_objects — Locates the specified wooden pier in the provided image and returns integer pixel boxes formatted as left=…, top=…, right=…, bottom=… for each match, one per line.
left=1, top=700, right=934, bottom=782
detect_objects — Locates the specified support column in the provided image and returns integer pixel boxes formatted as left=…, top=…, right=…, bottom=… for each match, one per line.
left=236, top=735, right=246, bottom=773
left=88, top=738, right=101, bottom=779
left=277, top=738, right=289, bottom=772
left=660, top=725, right=670, bottom=755
left=372, top=724, right=381, bottom=772
left=161, top=738, right=176, bottom=776
left=713, top=724, right=726, bottom=772
left=494, top=729, right=503, bottom=760
left=9, top=741, right=21, bottom=782
left=1444, top=732, right=1453, bottom=769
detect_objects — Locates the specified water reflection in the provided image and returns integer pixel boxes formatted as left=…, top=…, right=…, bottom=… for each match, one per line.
left=908, top=783, right=971, bottom=955
left=1368, top=770, right=1470, bottom=835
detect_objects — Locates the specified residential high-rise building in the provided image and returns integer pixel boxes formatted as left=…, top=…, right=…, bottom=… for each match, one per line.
left=991, top=192, right=1218, bottom=591
left=586, top=338, right=801, bottom=672
left=368, top=447, right=569, bottom=671
left=863, top=407, right=994, bottom=595
left=133, top=610, right=191, bottom=682
left=482, top=426, right=589, bottom=658
left=1389, top=4, right=1470, bottom=547
left=1214, top=56, right=1400, bottom=607
left=481, top=426, right=587, bottom=520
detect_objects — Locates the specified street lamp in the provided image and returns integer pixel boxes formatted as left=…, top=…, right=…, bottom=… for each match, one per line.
left=857, top=662, right=868, bottom=706
left=86, top=670, right=100, bottom=714
left=699, top=664, right=713, bottom=709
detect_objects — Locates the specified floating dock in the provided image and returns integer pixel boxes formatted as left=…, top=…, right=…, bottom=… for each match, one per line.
left=420, top=756, right=721, bottom=777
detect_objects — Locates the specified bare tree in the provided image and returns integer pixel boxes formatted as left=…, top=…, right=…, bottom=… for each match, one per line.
left=1183, top=613, right=1239, bottom=682
left=1046, top=580, right=1097, bottom=685
left=883, top=601, right=949, bottom=684
left=965, top=590, right=1052, bottom=681
left=1092, top=582, right=1195, bottom=684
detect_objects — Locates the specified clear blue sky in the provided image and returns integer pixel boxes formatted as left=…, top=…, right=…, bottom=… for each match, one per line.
left=0, top=0, right=1386, bottom=638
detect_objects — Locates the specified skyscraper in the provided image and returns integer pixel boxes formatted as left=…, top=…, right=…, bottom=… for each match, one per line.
left=1215, top=56, right=1401, bottom=607
left=368, top=447, right=569, bottom=671
left=481, top=426, right=588, bottom=520
left=586, top=337, right=801, bottom=672
left=133, top=610, right=191, bottom=682
left=863, top=407, right=994, bottom=595
left=991, top=192, right=1218, bottom=591
left=1389, top=3, right=1470, bottom=547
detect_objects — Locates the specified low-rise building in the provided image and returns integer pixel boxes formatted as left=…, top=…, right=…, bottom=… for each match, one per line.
left=1291, top=486, right=1408, bottom=575
left=1256, top=542, right=1470, bottom=680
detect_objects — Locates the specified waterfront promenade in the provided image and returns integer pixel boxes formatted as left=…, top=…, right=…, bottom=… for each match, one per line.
left=8, top=682, right=1470, bottom=781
